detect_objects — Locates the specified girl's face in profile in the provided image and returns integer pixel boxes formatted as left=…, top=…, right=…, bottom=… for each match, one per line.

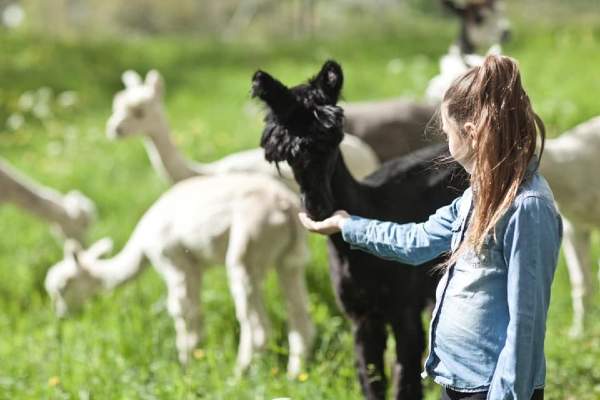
left=441, top=103, right=474, bottom=173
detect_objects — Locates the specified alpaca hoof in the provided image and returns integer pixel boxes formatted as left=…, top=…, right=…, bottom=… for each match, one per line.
left=568, top=324, right=583, bottom=339
left=234, top=363, right=250, bottom=379
left=286, top=357, right=303, bottom=379
left=178, top=352, right=190, bottom=365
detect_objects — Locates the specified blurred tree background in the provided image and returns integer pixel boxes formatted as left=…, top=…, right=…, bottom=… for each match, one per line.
left=5, top=0, right=598, bottom=38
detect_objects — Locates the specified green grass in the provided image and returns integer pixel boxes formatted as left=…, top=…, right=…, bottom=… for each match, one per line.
left=1, top=14, right=600, bottom=400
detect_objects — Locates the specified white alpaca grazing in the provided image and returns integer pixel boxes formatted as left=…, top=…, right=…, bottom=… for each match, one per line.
left=45, top=173, right=314, bottom=377
left=540, top=116, right=600, bottom=337
left=0, top=158, right=95, bottom=241
left=105, top=70, right=380, bottom=188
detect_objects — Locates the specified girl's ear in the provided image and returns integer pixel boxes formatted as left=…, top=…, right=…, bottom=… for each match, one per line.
left=463, top=122, right=476, bottom=138
left=463, top=122, right=478, bottom=148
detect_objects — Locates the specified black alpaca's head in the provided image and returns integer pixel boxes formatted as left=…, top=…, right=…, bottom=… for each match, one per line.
left=252, top=60, right=346, bottom=220
left=252, top=60, right=345, bottom=166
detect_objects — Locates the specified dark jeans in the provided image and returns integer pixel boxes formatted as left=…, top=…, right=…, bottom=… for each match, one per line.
left=441, top=387, right=544, bottom=400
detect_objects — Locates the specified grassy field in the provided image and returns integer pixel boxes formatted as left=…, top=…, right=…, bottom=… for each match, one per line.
left=1, top=13, right=600, bottom=400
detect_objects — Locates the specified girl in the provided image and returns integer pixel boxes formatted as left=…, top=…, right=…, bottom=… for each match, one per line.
left=299, top=55, right=562, bottom=400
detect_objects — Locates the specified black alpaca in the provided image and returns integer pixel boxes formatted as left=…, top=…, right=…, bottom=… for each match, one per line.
left=252, top=61, right=468, bottom=399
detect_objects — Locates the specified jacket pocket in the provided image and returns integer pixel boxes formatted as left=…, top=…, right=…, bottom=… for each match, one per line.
left=450, top=218, right=463, bottom=251
left=473, top=233, right=502, bottom=267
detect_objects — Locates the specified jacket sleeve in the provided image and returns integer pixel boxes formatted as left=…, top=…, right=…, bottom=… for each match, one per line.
left=340, top=194, right=463, bottom=266
left=487, top=196, right=562, bottom=400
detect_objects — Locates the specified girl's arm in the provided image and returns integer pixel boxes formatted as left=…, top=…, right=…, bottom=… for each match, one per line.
left=338, top=194, right=464, bottom=265
left=487, top=196, right=562, bottom=400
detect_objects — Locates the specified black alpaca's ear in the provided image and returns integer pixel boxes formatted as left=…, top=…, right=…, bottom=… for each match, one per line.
left=251, top=70, right=297, bottom=119
left=312, top=60, right=344, bottom=104
left=441, top=0, right=466, bottom=15
left=251, top=70, right=274, bottom=99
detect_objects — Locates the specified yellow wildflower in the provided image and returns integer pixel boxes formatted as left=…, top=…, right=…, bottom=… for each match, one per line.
left=193, top=348, right=205, bottom=360
left=48, top=376, right=60, bottom=387
left=298, top=372, right=309, bottom=382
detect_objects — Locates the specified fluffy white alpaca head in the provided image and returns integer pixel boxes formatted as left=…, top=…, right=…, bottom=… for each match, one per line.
left=45, top=238, right=113, bottom=317
left=55, top=190, right=97, bottom=241
left=106, top=70, right=165, bottom=139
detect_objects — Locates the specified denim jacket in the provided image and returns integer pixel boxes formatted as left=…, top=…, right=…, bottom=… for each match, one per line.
left=341, top=169, right=562, bottom=400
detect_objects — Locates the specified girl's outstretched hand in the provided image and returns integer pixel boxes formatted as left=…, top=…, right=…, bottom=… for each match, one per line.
left=298, top=210, right=350, bottom=235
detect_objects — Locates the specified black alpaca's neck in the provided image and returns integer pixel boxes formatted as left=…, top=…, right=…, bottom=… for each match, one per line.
left=294, top=150, right=368, bottom=221
left=298, top=143, right=461, bottom=223
left=329, top=152, right=370, bottom=213
left=328, top=153, right=402, bottom=221
left=328, top=143, right=464, bottom=222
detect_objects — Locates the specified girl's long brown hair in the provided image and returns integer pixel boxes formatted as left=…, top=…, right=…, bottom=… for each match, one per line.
left=443, top=54, right=545, bottom=263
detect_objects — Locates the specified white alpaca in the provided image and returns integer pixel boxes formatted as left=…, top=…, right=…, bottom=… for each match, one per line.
left=342, top=45, right=496, bottom=161
left=343, top=6, right=507, bottom=162
left=540, top=116, right=600, bottom=337
left=105, top=70, right=380, bottom=188
left=425, top=44, right=502, bottom=103
left=45, top=173, right=314, bottom=377
left=0, top=158, right=95, bottom=241
left=429, top=0, right=508, bottom=102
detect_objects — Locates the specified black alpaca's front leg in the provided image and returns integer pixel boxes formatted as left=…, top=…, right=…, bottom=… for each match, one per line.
left=352, top=316, right=388, bottom=400
left=390, top=309, right=426, bottom=400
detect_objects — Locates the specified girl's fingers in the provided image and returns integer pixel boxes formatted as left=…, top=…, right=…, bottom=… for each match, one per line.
left=298, top=212, right=318, bottom=230
left=298, top=211, right=342, bottom=235
left=299, top=212, right=329, bottom=233
left=298, top=212, right=310, bottom=226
